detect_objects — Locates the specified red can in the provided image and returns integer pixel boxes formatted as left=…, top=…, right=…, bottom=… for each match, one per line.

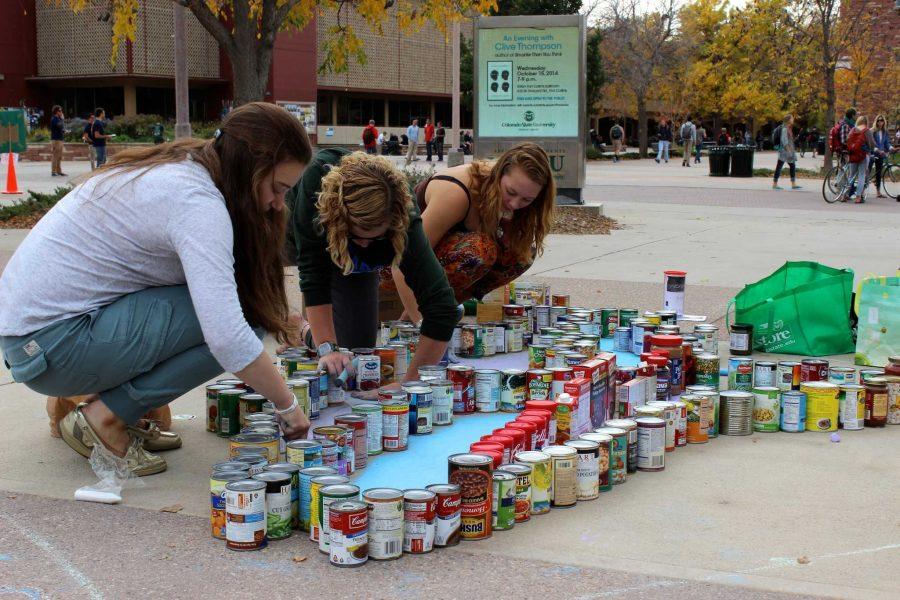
left=333, top=414, right=367, bottom=471
left=482, top=434, right=514, bottom=460
left=616, top=366, right=639, bottom=385
left=517, top=414, right=547, bottom=449
left=801, top=359, right=829, bottom=383
left=525, top=369, right=553, bottom=402
left=503, top=304, right=525, bottom=318
left=448, top=453, right=493, bottom=540
left=403, top=489, right=437, bottom=554
left=522, top=407, right=555, bottom=444
left=328, top=500, right=368, bottom=567
left=448, top=365, right=476, bottom=414
left=493, top=428, right=526, bottom=455
left=471, top=449, right=503, bottom=469
left=426, top=483, right=461, bottom=547
left=470, top=442, right=506, bottom=465
left=506, top=420, right=537, bottom=451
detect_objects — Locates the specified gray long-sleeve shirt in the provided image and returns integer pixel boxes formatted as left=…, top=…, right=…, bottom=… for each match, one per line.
left=0, top=159, right=262, bottom=373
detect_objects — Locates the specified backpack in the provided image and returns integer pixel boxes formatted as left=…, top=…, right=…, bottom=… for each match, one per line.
left=680, top=122, right=692, bottom=140
left=362, top=127, right=375, bottom=145
left=611, top=126, right=622, bottom=140
left=771, top=124, right=783, bottom=150
left=845, top=128, right=867, bottom=163
left=828, top=122, right=843, bottom=152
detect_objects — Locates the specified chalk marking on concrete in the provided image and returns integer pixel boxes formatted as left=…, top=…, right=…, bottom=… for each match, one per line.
left=0, top=515, right=103, bottom=600
left=0, top=586, right=43, bottom=599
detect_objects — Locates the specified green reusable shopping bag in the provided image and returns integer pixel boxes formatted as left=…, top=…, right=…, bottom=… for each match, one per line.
left=854, top=276, right=900, bottom=367
left=726, top=261, right=855, bottom=356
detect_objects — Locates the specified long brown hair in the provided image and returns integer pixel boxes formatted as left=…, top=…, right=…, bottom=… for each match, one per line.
left=316, top=152, right=412, bottom=275
left=468, top=142, right=556, bottom=263
left=87, top=102, right=312, bottom=342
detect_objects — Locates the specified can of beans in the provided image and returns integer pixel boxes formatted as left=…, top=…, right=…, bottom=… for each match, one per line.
left=777, top=361, right=801, bottom=391
left=513, top=451, right=551, bottom=515
left=407, top=386, right=434, bottom=435
left=210, top=471, right=246, bottom=539
left=448, top=453, right=494, bottom=539
left=491, top=471, right=517, bottom=530
left=217, top=388, right=244, bottom=438
left=526, top=369, right=553, bottom=401
left=635, top=417, right=666, bottom=471
left=751, top=387, right=780, bottom=432
left=564, top=439, right=600, bottom=501
left=475, top=369, right=501, bottom=413
left=403, top=489, right=437, bottom=553
left=381, top=396, right=410, bottom=451
left=801, top=359, right=829, bottom=383
left=334, top=414, right=368, bottom=471
left=225, top=479, right=267, bottom=551
left=497, top=464, right=532, bottom=522
left=351, top=403, right=383, bottom=455
left=328, top=500, right=368, bottom=567
left=363, top=488, right=404, bottom=560
left=448, top=365, right=476, bottom=414
left=728, top=357, right=754, bottom=391
left=298, top=466, right=338, bottom=532
left=206, top=384, right=231, bottom=433
left=426, top=484, right=461, bottom=547
left=252, top=471, right=293, bottom=540
left=318, top=484, right=361, bottom=553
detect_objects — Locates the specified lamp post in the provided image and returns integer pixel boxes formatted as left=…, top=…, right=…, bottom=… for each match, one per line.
left=174, top=1, right=192, bottom=139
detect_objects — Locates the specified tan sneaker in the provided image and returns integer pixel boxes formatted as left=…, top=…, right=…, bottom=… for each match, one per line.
left=123, top=439, right=167, bottom=477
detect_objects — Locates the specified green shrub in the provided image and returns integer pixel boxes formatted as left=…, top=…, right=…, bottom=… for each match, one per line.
left=108, top=114, right=164, bottom=139
left=0, top=186, right=72, bottom=222
left=586, top=147, right=602, bottom=160
left=402, top=163, right=435, bottom=189
left=27, top=127, right=50, bottom=142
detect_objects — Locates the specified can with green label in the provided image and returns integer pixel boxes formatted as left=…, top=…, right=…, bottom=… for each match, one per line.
left=217, top=388, right=244, bottom=437
left=600, top=308, right=619, bottom=338
left=252, top=471, right=293, bottom=540
left=751, top=386, right=780, bottom=432
left=618, top=308, right=639, bottom=330
left=492, top=470, right=517, bottom=531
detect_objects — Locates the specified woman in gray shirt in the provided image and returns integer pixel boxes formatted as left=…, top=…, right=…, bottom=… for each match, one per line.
left=0, top=102, right=312, bottom=475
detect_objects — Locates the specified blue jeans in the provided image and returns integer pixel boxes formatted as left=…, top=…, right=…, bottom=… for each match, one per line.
left=0, top=286, right=255, bottom=424
left=657, top=141, right=670, bottom=162
left=848, top=156, right=870, bottom=198
left=94, top=145, right=107, bottom=167
left=695, top=142, right=702, bottom=162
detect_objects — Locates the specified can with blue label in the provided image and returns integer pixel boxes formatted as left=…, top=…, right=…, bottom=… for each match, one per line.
left=779, top=391, right=807, bottom=432
left=407, top=386, right=434, bottom=435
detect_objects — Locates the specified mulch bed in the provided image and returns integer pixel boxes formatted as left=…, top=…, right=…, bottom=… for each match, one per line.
left=550, top=206, right=623, bottom=235
left=0, top=212, right=46, bottom=229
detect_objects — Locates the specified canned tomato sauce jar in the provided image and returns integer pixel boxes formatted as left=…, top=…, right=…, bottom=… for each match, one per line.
left=448, top=453, right=494, bottom=540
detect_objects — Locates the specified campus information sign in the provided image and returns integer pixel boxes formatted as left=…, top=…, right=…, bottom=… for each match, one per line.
left=474, top=15, right=586, bottom=202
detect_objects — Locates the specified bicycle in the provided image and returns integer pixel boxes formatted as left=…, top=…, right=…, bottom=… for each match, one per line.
left=823, top=153, right=875, bottom=203
left=873, top=157, right=899, bottom=200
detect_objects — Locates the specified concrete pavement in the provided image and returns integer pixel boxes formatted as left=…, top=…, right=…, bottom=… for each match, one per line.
left=1, top=156, right=898, bottom=599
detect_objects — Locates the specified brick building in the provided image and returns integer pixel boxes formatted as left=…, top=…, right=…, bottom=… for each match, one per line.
left=0, top=1, right=466, bottom=146
left=844, top=0, right=899, bottom=120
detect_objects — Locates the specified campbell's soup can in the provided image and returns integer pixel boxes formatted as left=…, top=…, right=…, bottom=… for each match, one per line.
left=801, top=359, right=829, bottom=384
left=448, top=365, right=476, bottom=414
left=426, top=484, right=461, bottom=547
left=403, top=489, right=437, bottom=553
left=329, top=500, right=368, bottom=567
left=448, top=453, right=493, bottom=539
left=363, top=488, right=404, bottom=560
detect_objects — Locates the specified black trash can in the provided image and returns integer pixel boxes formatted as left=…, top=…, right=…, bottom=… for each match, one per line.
left=708, top=146, right=731, bottom=176
left=730, top=145, right=755, bottom=177
left=817, top=136, right=826, bottom=156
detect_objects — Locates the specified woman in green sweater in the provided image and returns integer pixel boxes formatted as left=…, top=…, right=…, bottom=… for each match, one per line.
left=287, top=150, right=458, bottom=383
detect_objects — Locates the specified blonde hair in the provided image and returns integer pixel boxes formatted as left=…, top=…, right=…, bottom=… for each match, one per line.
left=316, top=153, right=412, bottom=275
left=467, top=142, right=556, bottom=263
left=855, top=115, right=868, bottom=127
left=783, top=113, right=793, bottom=124
left=873, top=114, right=886, bottom=130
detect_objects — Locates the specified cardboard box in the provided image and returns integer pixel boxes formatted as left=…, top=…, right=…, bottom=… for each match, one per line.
left=559, top=377, right=592, bottom=441
left=596, top=352, right=617, bottom=421
left=573, top=358, right=609, bottom=428
left=476, top=302, right=504, bottom=323
left=615, top=377, right=646, bottom=418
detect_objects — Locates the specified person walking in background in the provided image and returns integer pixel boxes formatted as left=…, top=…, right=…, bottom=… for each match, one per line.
left=756, top=130, right=764, bottom=151
left=49, top=105, right=66, bottom=177
left=744, top=129, right=752, bottom=145
left=655, top=119, right=672, bottom=164
left=91, top=108, right=111, bottom=167
left=610, top=121, right=625, bottom=163
left=773, top=114, right=801, bottom=191
left=362, top=120, right=379, bottom=155
left=695, top=122, right=706, bottom=164
left=680, top=116, right=696, bottom=167
left=405, top=118, right=420, bottom=165
left=870, top=115, right=894, bottom=199
left=81, top=113, right=96, bottom=170
left=376, top=130, right=386, bottom=155
left=424, top=118, right=435, bottom=162
left=717, top=127, right=730, bottom=146
left=434, top=121, right=446, bottom=162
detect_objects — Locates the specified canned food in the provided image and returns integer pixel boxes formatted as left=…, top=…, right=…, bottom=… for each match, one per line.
left=448, top=365, right=476, bottom=414
left=864, top=378, right=888, bottom=427
left=751, top=387, right=780, bottom=432
left=403, top=489, right=437, bottom=553
left=579, top=433, right=612, bottom=491
left=780, top=391, right=807, bottom=432
left=264, top=462, right=300, bottom=529
left=497, top=464, right=532, bottom=523
left=374, top=347, right=397, bottom=385
left=334, top=414, right=368, bottom=471
left=829, top=367, right=857, bottom=386
left=801, top=381, right=839, bottom=431
left=308, top=474, right=350, bottom=542
left=753, top=362, right=777, bottom=388
left=564, top=439, right=600, bottom=501
left=646, top=401, right=677, bottom=452
left=459, top=325, right=484, bottom=358
left=526, top=369, right=553, bottom=402
left=635, top=417, right=666, bottom=471
left=543, top=445, right=577, bottom=508
left=216, top=388, right=244, bottom=437
left=388, top=342, right=409, bottom=379
left=728, top=358, right=754, bottom=391
left=429, top=379, right=454, bottom=426
left=298, top=466, right=338, bottom=532
left=230, top=432, right=279, bottom=464
left=528, top=344, right=548, bottom=369
left=426, top=484, right=461, bottom=547
left=513, top=451, right=551, bottom=515
left=801, top=359, right=829, bottom=383
left=210, top=471, right=246, bottom=539
left=354, top=350, right=381, bottom=391
left=318, top=484, right=361, bottom=553
left=777, top=361, right=801, bottom=391
left=407, top=386, right=434, bottom=435
left=682, top=394, right=710, bottom=443
left=491, top=471, right=517, bottom=530
left=695, top=354, right=720, bottom=389
left=351, top=403, right=383, bottom=455
left=719, top=390, right=753, bottom=435
left=729, top=323, right=753, bottom=355
left=474, top=369, right=501, bottom=413
left=592, top=427, right=626, bottom=483
left=328, top=500, right=368, bottom=567
left=381, top=396, right=410, bottom=451
left=503, top=304, right=526, bottom=318
left=225, top=479, right=267, bottom=551
left=252, top=471, right=293, bottom=540
left=613, top=327, right=632, bottom=353
left=363, top=488, right=404, bottom=560
left=448, top=453, right=493, bottom=539
left=312, top=425, right=354, bottom=475
left=499, top=369, right=527, bottom=412
left=206, top=384, right=232, bottom=433
left=600, top=308, right=619, bottom=338
left=419, top=364, right=447, bottom=382
left=694, top=324, right=718, bottom=354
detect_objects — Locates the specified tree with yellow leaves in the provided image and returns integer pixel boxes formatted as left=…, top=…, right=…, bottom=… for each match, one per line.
left=56, top=0, right=497, bottom=106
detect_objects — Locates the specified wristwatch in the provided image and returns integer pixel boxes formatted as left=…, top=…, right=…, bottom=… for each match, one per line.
left=317, top=341, right=337, bottom=357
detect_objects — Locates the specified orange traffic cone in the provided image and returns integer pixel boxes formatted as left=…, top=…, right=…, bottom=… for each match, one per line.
left=3, top=151, right=23, bottom=195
